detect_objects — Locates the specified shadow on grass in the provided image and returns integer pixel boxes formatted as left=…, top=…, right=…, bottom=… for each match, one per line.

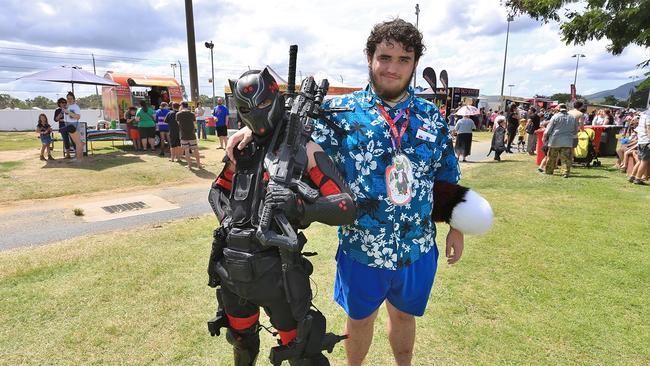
left=41, top=151, right=145, bottom=171
left=567, top=174, right=607, bottom=179
left=173, top=159, right=217, bottom=179
left=192, top=169, right=216, bottom=179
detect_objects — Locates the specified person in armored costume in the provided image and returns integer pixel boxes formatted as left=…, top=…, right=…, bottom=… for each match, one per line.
left=206, top=67, right=357, bottom=365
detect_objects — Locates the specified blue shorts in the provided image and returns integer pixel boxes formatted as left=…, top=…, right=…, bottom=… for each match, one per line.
left=334, top=246, right=438, bottom=320
left=40, top=135, right=52, bottom=145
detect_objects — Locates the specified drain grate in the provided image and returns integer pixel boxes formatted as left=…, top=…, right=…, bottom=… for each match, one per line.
left=101, top=201, right=150, bottom=214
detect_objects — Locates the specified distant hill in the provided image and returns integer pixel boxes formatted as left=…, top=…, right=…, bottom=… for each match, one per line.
left=584, top=80, right=643, bottom=102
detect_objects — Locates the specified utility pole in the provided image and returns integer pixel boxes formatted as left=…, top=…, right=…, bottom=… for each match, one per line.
left=500, top=15, right=514, bottom=112
left=572, top=54, right=586, bottom=91
left=178, top=60, right=187, bottom=100
left=92, top=53, right=102, bottom=114
left=413, top=3, right=420, bottom=90
left=184, top=0, right=199, bottom=103
left=205, top=41, right=215, bottom=109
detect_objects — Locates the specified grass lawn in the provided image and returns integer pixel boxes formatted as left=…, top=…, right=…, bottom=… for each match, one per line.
left=0, top=134, right=226, bottom=203
left=472, top=131, right=493, bottom=142
left=0, top=132, right=42, bottom=151
left=1, top=154, right=649, bottom=365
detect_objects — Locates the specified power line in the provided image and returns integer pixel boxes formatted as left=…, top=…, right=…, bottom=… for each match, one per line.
left=0, top=64, right=41, bottom=70
left=0, top=51, right=91, bottom=62
left=0, top=90, right=68, bottom=94
left=0, top=46, right=252, bottom=71
left=0, top=46, right=188, bottom=64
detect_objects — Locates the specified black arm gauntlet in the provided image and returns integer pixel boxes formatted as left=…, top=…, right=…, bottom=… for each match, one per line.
left=301, top=193, right=356, bottom=226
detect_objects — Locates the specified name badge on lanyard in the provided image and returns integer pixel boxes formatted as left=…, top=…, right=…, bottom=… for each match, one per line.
left=377, top=104, right=413, bottom=206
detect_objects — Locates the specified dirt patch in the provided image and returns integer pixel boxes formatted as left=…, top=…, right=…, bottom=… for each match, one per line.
left=0, top=149, right=37, bottom=162
left=0, top=143, right=227, bottom=207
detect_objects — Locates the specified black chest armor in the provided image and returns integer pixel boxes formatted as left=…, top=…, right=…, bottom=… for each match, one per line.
left=226, top=141, right=269, bottom=254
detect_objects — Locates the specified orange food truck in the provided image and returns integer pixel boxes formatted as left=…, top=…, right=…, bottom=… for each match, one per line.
left=101, top=71, right=183, bottom=123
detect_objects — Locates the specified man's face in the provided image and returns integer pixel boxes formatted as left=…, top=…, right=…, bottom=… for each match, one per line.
left=217, top=98, right=223, bottom=105
left=367, top=40, right=416, bottom=100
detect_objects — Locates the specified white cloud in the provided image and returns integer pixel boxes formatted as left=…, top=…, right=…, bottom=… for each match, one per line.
left=1, top=0, right=648, bottom=102
left=36, top=2, right=57, bottom=16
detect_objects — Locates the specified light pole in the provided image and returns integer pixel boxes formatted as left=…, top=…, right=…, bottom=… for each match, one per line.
left=170, top=63, right=177, bottom=79
left=413, top=3, right=419, bottom=90
left=508, top=84, right=515, bottom=96
left=205, top=41, right=215, bottom=109
left=628, top=75, right=642, bottom=108
left=499, top=14, right=514, bottom=112
left=178, top=60, right=188, bottom=100
left=572, top=54, right=585, bottom=90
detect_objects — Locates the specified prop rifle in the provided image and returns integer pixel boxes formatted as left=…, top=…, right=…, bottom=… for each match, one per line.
left=256, top=46, right=347, bottom=362
left=256, top=54, right=328, bottom=252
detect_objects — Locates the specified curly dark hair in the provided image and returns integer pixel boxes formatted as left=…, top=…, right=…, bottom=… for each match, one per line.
left=365, top=18, right=425, bottom=61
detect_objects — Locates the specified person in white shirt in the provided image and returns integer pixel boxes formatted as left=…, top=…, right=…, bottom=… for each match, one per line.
left=63, top=92, right=83, bottom=161
left=194, top=102, right=207, bottom=140
left=629, top=110, right=650, bottom=185
left=453, top=115, right=476, bottom=162
left=592, top=109, right=605, bottom=126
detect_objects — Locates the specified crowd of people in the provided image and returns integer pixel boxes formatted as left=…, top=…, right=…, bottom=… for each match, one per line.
left=124, top=100, right=210, bottom=169
left=123, top=96, right=230, bottom=167
left=480, top=100, right=649, bottom=184
left=38, top=93, right=231, bottom=170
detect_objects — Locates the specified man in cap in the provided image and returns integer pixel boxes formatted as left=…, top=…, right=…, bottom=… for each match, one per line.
left=543, top=103, right=579, bottom=177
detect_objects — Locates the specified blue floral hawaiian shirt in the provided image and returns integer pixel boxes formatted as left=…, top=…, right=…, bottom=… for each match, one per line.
left=312, top=85, right=461, bottom=270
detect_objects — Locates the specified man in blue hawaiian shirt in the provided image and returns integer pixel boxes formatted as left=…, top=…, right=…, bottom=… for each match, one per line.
left=227, top=18, right=464, bottom=366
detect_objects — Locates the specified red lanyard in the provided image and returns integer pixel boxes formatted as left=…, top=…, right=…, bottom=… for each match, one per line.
left=377, top=104, right=409, bottom=151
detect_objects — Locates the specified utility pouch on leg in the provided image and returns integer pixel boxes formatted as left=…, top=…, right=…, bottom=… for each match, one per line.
left=223, top=248, right=255, bottom=283
left=208, top=227, right=228, bottom=288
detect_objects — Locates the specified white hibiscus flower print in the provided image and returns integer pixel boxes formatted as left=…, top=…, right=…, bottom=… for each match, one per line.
left=373, top=247, right=397, bottom=269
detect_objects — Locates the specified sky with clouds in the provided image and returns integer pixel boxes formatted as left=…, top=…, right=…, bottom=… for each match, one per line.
left=1, top=0, right=648, bottom=102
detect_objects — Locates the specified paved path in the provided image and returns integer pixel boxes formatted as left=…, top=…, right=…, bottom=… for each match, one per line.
left=0, top=183, right=216, bottom=251
left=0, top=140, right=494, bottom=252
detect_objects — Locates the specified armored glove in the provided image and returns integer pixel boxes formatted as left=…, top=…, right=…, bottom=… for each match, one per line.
left=264, top=183, right=304, bottom=222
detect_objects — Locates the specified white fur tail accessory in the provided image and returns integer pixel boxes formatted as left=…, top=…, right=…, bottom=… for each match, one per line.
left=449, top=190, right=493, bottom=235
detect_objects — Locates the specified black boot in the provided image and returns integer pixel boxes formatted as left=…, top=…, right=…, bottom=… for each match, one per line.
left=226, top=327, right=260, bottom=366
left=288, top=353, right=330, bottom=366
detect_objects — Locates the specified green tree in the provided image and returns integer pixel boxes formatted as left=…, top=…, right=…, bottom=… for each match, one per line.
left=602, top=95, right=626, bottom=106
left=504, top=0, right=650, bottom=67
left=549, top=93, right=587, bottom=103
left=0, top=94, right=12, bottom=109
left=26, top=96, right=57, bottom=109
left=76, top=94, right=101, bottom=109
left=199, top=94, right=214, bottom=108
left=0, top=93, right=28, bottom=109
left=628, top=77, right=650, bottom=108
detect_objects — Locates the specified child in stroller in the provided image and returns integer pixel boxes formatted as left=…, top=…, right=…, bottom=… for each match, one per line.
left=573, top=128, right=601, bottom=167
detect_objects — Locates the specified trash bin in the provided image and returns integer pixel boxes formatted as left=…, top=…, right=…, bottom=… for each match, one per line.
left=206, top=116, right=216, bottom=135
left=599, top=126, right=624, bottom=156
left=587, top=126, right=605, bottom=155
left=535, top=128, right=546, bottom=165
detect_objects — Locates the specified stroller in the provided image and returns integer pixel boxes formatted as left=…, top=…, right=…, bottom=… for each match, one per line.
left=573, top=128, right=601, bottom=167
